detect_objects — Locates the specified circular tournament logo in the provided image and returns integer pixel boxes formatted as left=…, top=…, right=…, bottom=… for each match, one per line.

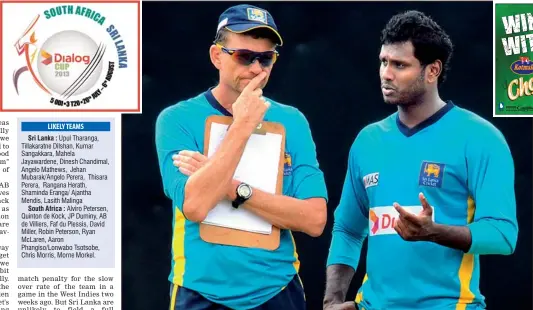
left=37, top=30, right=104, bottom=97
left=11, top=6, right=129, bottom=108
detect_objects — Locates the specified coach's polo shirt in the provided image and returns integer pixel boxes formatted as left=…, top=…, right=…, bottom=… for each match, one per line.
left=155, top=88, right=328, bottom=309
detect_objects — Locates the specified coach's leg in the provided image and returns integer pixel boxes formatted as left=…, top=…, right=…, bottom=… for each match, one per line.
left=253, top=274, right=306, bottom=310
left=169, top=283, right=229, bottom=310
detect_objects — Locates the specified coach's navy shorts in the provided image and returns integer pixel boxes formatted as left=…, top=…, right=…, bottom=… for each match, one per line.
left=168, top=274, right=306, bottom=310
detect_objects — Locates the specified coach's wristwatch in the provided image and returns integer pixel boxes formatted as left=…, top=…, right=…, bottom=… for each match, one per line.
left=232, top=183, right=253, bottom=208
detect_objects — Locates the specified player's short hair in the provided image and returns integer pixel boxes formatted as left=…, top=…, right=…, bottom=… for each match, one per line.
left=214, top=28, right=278, bottom=48
left=380, top=10, right=453, bottom=85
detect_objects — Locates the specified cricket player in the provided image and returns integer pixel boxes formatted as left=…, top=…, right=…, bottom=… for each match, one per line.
left=323, top=11, right=518, bottom=310
left=155, top=4, right=328, bottom=310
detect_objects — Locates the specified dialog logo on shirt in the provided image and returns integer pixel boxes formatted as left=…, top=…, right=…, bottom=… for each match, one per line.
left=419, top=161, right=445, bottom=188
left=368, top=206, right=434, bottom=236
left=363, top=172, right=379, bottom=189
left=369, top=210, right=380, bottom=234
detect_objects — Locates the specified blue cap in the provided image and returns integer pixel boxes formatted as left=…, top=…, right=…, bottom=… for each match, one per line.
left=216, top=4, right=283, bottom=46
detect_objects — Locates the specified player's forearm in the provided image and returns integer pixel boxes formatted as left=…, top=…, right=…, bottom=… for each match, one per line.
left=467, top=219, right=518, bottom=255
left=428, top=223, right=472, bottom=252
left=183, top=123, right=252, bottom=222
left=228, top=180, right=327, bottom=237
left=323, top=264, right=355, bottom=307
left=429, top=221, right=517, bottom=255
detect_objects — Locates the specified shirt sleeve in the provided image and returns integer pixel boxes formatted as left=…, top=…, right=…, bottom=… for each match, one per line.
left=155, top=105, right=199, bottom=213
left=466, top=125, right=518, bottom=255
left=326, top=138, right=369, bottom=270
left=289, top=111, right=328, bottom=201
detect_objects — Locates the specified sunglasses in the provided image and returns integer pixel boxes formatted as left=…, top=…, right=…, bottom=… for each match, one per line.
left=216, top=43, right=279, bottom=67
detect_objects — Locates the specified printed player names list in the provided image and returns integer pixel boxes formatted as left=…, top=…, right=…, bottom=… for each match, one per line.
left=17, top=120, right=115, bottom=268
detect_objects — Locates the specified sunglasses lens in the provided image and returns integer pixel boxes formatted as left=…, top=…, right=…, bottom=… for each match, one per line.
left=233, top=50, right=256, bottom=65
left=233, top=50, right=276, bottom=67
left=258, top=53, right=276, bottom=66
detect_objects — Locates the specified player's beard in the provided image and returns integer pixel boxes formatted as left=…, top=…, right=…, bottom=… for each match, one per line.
left=384, top=72, right=426, bottom=107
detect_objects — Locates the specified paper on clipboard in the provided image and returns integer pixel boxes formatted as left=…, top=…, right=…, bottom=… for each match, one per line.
left=201, top=122, right=282, bottom=235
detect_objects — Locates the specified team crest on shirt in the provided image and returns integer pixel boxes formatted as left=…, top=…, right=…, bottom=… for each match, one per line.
left=419, top=161, right=445, bottom=188
left=283, top=152, right=292, bottom=176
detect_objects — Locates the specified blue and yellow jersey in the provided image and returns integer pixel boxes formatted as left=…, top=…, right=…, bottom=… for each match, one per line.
left=327, top=101, right=518, bottom=310
left=155, top=88, right=328, bottom=309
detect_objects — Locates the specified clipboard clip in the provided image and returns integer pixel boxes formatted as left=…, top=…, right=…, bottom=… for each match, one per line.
left=253, top=123, right=266, bottom=135
left=226, top=122, right=267, bottom=135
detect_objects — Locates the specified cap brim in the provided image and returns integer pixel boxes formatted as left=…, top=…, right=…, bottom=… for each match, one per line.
left=225, top=24, right=283, bottom=46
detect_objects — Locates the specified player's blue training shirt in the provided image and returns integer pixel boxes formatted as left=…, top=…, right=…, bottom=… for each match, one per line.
left=155, top=88, right=328, bottom=309
left=327, top=101, right=518, bottom=310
